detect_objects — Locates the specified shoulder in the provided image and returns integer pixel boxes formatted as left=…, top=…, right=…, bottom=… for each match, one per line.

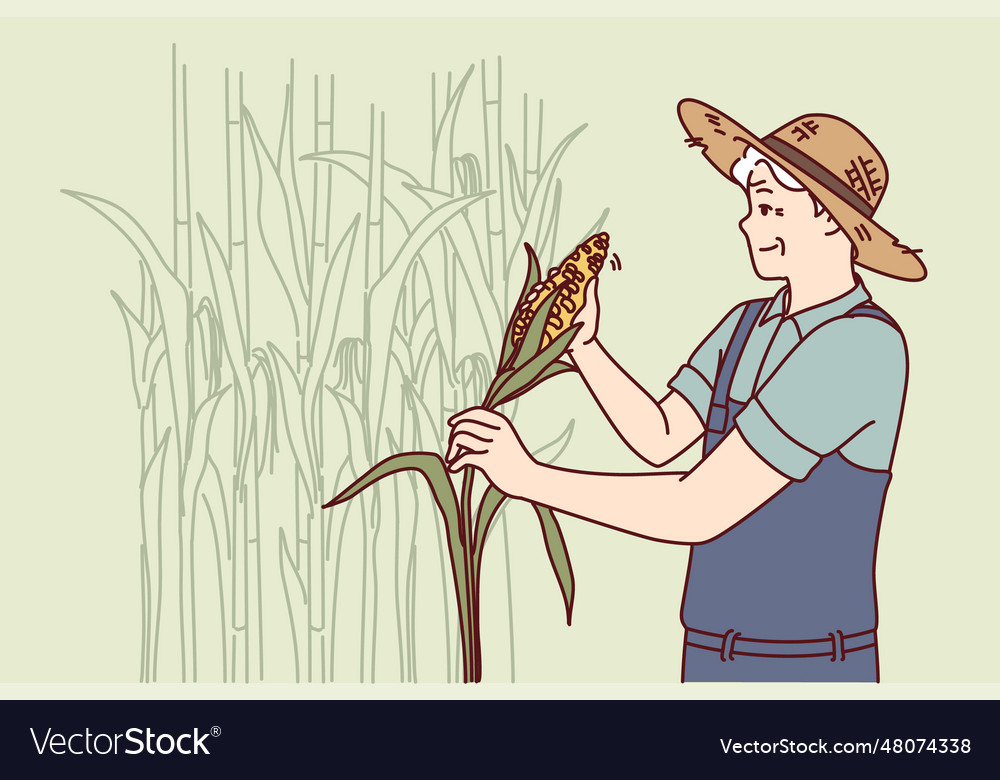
left=778, top=304, right=908, bottom=392
left=806, top=303, right=907, bottom=358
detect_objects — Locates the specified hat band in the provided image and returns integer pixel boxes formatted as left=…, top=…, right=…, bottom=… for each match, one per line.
left=760, top=136, right=875, bottom=219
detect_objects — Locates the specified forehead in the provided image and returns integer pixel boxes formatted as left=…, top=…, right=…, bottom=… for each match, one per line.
left=747, top=162, right=809, bottom=202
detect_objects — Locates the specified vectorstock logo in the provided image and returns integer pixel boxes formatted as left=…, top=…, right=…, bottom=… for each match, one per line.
left=29, top=726, right=221, bottom=756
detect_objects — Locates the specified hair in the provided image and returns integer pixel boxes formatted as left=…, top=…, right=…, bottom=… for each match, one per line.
left=731, top=146, right=827, bottom=218
left=731, top=145, right=856, bottom=258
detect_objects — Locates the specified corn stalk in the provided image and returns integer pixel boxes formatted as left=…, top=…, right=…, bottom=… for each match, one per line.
left=70, top=51, right=605, bottom=683
left=326, top=237, right=586, bottom=682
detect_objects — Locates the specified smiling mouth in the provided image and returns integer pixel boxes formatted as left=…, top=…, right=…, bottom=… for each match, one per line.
left=759, top=238, right=786, bottom=256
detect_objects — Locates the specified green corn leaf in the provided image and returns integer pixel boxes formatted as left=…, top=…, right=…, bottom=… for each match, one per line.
left=504, top=144, right=527, bottom=229
left=193, top=485, right=230, bottom=683
left=138, top=426, right=173, bottom=681
left=323, top=452, right=457, bottom=521
left=322, top=452, right=468, bottom=624
left=483, top=365, right=515, bottom=409
left=322, top=451, right=462, bottom=550
left=403, top=182, right=504, bottom=368
left=243, top=107, right=308, bottom=315
left=472, top=486, right=507, bottom=561
left=531, top=503, right=575, bottom=626
left=201, top=455, right=232, bottom=558
left=373, top=190, right=492, bottom=298
left=252, top=349, right=279, bottom=478
left=299, top=150, right=424, bottom=234
left=193, top=299, right=222, bottom=398
left=64, top=190, right=191, bottom=469
left=540, top=178, right=563, bottom=267
left=472, top=417, right=574, bottom=585
left=278, top=527, right=307, bottom=682
left=197, top=214, right=249, bottom=368
left=487, top=324, right=581, bottom=408
left=181, top=385, right=232, bottom=519
left=384, top=428, right=403, bottom=457
left=411, top=300, right=441, bottom=388
left=325, top=386, right=371, bottom=480
left=579, top=208, right=611, bottom=247
left=305, top=215, right=361, bottom=454
left=403, top=378, right=443, bottom=455
left=198, top=214, right=257, bottom=480
left=514, top=279, right=569, bottom=370
left=404, top=242, right=458, bottom=385
left=367, top=190, right=492, bottom=459
left=431, top=65, right=475, bottom=194
left=267, top=342, right=318, bottom=496
left=140, top=337, right=168, bottom=413
left=503, top=124, right=587, bottom=286
left=497, top=242, right=541, bottom=373
left=111, top=291, right=164, bottom=410
left=490, top=357, right=577, bottom=408
left=275, top=74, right=311, bottom=285
left=308, top=214, right=361, bottom=371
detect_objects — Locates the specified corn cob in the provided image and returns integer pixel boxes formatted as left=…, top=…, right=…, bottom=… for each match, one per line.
left=512, top=232, right=610, bottom=351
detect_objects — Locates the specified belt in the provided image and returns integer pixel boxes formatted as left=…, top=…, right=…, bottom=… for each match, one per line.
left=685, top=628, right=877, bottom=662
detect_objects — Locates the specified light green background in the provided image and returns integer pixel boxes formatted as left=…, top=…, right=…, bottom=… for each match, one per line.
left=2, top=12, right=997, bottom=698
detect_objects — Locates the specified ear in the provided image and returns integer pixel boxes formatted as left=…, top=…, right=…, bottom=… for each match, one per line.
left=819, top=210, right=843, bottom=235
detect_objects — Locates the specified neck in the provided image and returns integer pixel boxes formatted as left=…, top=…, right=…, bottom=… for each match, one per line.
left=784, top=262, right=857, bottom=316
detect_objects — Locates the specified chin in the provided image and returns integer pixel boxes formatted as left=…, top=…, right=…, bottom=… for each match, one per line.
left=749, top=253, right=786, bottom=281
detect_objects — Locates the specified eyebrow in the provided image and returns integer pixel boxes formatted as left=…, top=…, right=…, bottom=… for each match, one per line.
left=755, top=187, right=773, bottom=194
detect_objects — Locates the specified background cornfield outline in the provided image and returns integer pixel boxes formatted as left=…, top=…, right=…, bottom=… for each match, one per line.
left=66, top=47, right=607, bottom=683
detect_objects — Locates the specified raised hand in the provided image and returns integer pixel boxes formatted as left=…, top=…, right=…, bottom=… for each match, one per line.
left=566, top=276, right=600, bottom=357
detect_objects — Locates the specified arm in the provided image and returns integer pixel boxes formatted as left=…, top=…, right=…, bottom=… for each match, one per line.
left=446, top=310, right=906, bottom=544
left=567, top=279, right=704, bottom=467
left=446, top=408, right=789, bottom=544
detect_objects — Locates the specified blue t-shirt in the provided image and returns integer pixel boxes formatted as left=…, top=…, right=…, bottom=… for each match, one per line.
left=668, top=279, right=907, bottom=479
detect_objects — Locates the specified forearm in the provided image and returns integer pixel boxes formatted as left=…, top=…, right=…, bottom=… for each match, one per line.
left=514, top=427, right=790, bottom=545
left=569, top=339, right=675, bottom=466
left=518, top=460, right=702, bottom=543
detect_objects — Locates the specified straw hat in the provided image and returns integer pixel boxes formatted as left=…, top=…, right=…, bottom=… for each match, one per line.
left=677, top=98, right=925, bottom=281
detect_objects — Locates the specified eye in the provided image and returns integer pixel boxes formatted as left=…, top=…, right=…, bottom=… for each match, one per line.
left=758, top=204, right=772, bottom=216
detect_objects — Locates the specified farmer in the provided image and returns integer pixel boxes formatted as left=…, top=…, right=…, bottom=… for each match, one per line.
left=446, top=99, right=925, bottom=682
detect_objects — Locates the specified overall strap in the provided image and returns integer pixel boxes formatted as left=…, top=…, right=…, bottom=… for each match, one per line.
left=707, top=299, right=768, bottom=436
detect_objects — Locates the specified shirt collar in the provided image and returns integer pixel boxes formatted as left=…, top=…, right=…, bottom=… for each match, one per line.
left=759, top=276, right=872, bottom=337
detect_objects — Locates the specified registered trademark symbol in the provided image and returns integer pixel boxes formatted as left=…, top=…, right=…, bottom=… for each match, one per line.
left=211, top=726, right=221, bottom=738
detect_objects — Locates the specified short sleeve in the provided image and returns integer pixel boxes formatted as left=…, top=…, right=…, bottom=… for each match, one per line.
left=734, top=315, right=907, bottom=480
left=667, top=303, right=746, bottom=425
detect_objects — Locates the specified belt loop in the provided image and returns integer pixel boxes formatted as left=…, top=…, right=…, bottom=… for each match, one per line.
left=721, top=629, right=741, bottom=662
left=828, top=630, right=847, bottom=662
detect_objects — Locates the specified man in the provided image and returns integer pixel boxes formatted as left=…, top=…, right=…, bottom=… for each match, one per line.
left=445, top=99, right=925, bottom=682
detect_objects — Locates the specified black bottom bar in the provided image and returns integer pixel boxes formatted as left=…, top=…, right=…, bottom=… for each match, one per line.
left=2, top=699, right=994, bottom=774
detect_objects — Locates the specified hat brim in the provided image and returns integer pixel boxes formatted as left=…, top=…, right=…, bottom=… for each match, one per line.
left=677, top=99, right=926, bottom=282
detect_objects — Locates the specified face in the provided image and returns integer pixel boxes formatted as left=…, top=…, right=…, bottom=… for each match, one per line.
left=738, top=162, right=840, bottom=280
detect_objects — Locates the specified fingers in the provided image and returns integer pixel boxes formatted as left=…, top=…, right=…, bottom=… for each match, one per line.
left=447, top=451, right=482, bottom=473
left=582, top=276, right=599, bottom=308
left=447, top=407, right=509, bottom=430
left=445, top=430, right=492, bottom=463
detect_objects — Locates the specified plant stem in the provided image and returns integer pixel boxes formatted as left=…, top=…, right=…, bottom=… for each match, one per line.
left=460, top=466, right=478, bottom=682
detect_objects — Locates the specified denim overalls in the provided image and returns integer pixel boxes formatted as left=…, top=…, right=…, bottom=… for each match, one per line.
left=681, top=299, right=899, bottom=682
